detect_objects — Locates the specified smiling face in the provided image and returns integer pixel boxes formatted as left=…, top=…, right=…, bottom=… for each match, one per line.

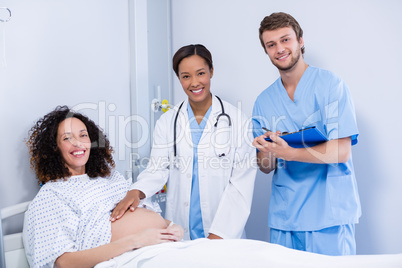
left=262, top=26, right=304, bottom=72
left=178, top=54, right=213, bottom=109
left=57, top=117, right=91, bottom=176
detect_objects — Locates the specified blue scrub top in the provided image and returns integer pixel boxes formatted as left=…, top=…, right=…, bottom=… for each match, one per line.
left=187, top=102, right=212, bottom=239
left=252, top=66, right=361, bottom=231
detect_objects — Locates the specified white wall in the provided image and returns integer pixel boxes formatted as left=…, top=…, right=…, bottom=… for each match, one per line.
left=0, top=0, right=132, bottom=233
left=171, top=0, right=402, bottom=254
left=128, top=0, right=173, bottom=180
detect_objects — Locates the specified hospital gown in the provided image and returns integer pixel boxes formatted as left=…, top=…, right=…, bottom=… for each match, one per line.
left=23, top=170, right=132, bottom=268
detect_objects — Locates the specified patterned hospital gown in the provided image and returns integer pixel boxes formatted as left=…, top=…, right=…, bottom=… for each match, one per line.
left=23, top=170, right=131, bottom=268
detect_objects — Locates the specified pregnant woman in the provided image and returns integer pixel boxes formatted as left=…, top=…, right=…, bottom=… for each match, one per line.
left=23, top=106, right=183, bottom=268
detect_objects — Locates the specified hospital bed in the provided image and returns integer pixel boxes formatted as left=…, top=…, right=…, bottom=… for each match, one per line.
left=1, top=201, right=401, bottom=268
left=0, top=201, right=30, bottom=268
left=96, top=239, right=402, bottom=268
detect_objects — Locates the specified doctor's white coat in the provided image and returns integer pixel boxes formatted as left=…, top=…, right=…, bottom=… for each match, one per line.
left=133, top=96, right=257, bottom=240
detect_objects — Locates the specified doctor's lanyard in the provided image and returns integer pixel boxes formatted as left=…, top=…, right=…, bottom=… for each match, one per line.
left=173, top=95, right=232, bottom=169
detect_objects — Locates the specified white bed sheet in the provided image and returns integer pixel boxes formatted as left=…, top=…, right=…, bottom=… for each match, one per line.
left=95, top=238, right=402, bottom=268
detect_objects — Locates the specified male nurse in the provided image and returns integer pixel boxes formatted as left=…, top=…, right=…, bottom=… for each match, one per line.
left=252, top=12, right=361, bottom=256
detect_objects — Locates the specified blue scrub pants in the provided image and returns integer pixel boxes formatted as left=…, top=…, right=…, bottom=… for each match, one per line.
left=270, top=224, right=356, bottom=256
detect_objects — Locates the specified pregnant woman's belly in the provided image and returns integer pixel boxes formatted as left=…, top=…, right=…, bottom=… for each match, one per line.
left=110, top=207, right=167, bottom=242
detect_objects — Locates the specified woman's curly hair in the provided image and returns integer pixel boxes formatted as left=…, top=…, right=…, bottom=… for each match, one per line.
left=26, top=105, right=115, bottom=184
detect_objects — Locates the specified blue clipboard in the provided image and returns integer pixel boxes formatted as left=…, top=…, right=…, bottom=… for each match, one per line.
left=264, top=126, right=328, bottom=148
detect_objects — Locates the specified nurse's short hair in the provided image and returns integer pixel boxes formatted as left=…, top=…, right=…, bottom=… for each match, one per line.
left=259, top=12, right=305, bottom=54
left=26, top=105, right=115, bottom=185
left=172, top=44, right=213, bottom=77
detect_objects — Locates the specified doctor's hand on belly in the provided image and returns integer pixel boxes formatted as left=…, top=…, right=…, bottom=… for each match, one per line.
left=110, top=189, right=145, bottom=222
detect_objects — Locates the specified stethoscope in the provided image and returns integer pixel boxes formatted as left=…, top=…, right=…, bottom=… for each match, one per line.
left=173, top=95, right=232, bottom=169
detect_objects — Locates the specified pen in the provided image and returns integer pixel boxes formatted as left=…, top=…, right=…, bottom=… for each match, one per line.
left=263, top=127, right=287, bottom=136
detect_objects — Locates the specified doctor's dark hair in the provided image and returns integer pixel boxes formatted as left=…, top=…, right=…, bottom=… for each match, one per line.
left=172, top=44, right=213, bottom=77
left=259, top=12, right=305, bottom=54
left=26, top=105, right=115, bottom=185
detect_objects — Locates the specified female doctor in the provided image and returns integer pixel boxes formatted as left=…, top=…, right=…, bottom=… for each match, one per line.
left=111, top=44, right=257, bottom=240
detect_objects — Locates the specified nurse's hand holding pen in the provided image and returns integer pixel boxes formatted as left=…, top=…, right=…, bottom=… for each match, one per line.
left=252, top=128, right=293, bottom=174
left=110, top=189, right=145, bottom=222
left=254, top=128, right=352, bottom=170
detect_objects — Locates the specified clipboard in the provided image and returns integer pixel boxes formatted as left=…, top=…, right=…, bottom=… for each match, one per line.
left=264, top=126, right=328, bottom=148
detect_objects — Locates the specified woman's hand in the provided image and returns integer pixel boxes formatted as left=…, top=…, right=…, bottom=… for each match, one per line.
left=124, top=228, right=177, bottom=249
left=110, top=190, right=144, bottom=222
left=55, top=227, right=173, bottom=268
left=166, top=223, right=184, bottom=241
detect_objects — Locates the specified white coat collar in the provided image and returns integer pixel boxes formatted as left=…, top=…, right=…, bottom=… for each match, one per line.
left=175, top=94, right=223, bottom=121
left=173, top=95, right=223, bottom=147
